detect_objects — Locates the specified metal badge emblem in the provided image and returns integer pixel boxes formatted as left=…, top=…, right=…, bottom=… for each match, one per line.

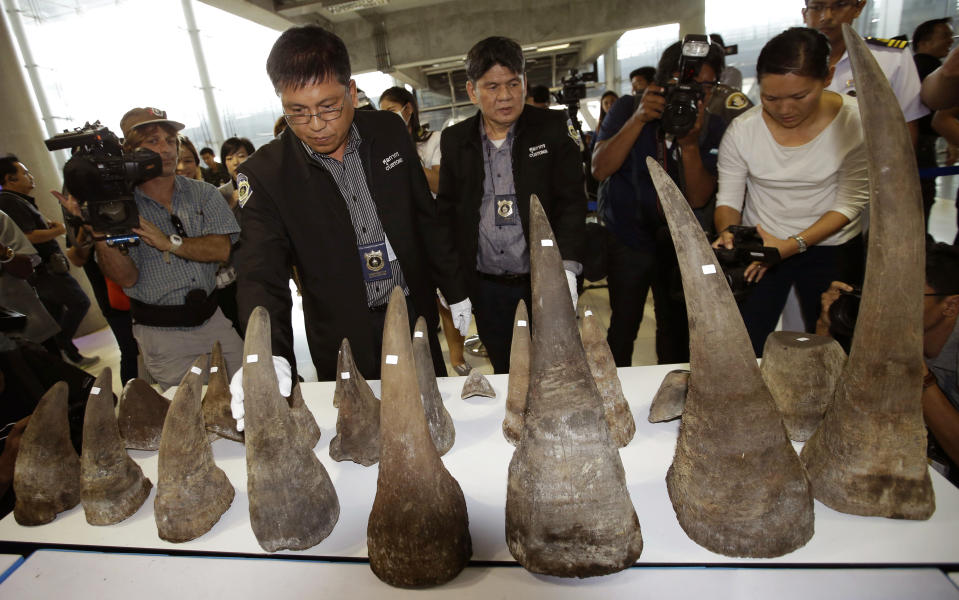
left=365, top=249, right=385, bottom=272
left=497, top=199, right=514, bottom=219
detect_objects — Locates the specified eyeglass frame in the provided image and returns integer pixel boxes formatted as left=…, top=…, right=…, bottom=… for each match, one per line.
left=804, top=1, right=863, bottom=14
left=282, top=90, right=350, bottom=126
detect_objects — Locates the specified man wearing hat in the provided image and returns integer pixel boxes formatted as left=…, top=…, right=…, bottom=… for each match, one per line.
left=60, top=107, right=243, bottom=388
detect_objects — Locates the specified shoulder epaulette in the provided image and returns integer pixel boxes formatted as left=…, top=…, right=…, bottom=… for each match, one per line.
left=865, top=36, right=908, bottom=50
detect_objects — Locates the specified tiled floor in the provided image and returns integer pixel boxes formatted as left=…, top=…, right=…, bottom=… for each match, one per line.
left=75, top=184, right=959, bottom=391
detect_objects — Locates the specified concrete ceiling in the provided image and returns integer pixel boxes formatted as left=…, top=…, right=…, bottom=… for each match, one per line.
left=202, top=0, right=705, bottom=83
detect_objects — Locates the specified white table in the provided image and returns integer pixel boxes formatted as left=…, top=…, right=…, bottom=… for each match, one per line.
left=1, top=366, right=958, bottom=567
left=1, top=550, right=958, bottom=599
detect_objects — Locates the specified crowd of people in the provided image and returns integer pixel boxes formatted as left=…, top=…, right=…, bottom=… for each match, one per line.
left=0, top=0, right=958, bottom=502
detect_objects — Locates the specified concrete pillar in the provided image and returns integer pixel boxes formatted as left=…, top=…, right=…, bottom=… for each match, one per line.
left=0, top=3, right=106, bottom=336
left=603, top=45, right=618, bottom=95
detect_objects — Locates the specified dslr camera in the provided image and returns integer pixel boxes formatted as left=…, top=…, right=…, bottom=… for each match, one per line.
left=658, top=34, right=713, bottom=138
left=713, top=225, right=781, bottom=301
left=45, top=122, right=162, bottom=247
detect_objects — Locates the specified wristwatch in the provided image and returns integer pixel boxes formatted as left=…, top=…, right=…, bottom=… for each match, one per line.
left=789, top=234, right=808, bottom=253
left=169, top=234, right=183, bottom=253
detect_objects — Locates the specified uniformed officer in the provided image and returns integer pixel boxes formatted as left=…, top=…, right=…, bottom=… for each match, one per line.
left=802, top=0, right=928, bottom=136
left=232, top=25, right=452, bottom=389
left=435, top=36, right=586, bottom=374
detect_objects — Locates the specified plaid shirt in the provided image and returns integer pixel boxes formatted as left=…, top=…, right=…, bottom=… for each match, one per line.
left=123, top=176, right=239, bottom=306
left=301, top=125, right=408, bottom=307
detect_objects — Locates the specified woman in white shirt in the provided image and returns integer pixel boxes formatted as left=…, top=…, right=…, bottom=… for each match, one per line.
left=714, top=27, right=869, bottom=355
left=379, top=86, right=443, bottom=196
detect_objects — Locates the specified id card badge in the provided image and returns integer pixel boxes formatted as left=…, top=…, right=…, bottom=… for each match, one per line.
left=358, top=240, right=393, bottom=282
left=494, top=194, right=520, bottom=226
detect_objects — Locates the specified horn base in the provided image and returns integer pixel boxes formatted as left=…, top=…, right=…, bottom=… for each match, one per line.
left=506, top=364, right=643, bottom=577
left=801, top=377, right=935, bottom=520
left=666, top=383, right=815, bottom=558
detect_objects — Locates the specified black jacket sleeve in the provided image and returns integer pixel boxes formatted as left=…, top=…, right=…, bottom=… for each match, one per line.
left=233, top=169, right=296, bottom=370
left=434, top=129, right=469, bottom=305
left=547, top=113, right=587, bottom=265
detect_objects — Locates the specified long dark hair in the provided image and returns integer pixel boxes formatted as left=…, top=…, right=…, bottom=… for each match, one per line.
left=380, top=86, right=432, bottom=143
left=757, top=27, right=831, bottom=81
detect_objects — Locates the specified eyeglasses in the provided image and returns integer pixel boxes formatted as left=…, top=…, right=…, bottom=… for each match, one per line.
left=170, top=214, right=188, bottom=238
left=805, top=1, right=861, bottom=14
left=283, top=94, right=348, bottom=126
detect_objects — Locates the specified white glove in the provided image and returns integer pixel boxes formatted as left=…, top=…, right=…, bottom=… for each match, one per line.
left=229, top=355, right=292, bottom=432
left=436, top=288, right=449, bottom=310
left=450, top=297, right=473, bottom=337
left=565, top=269, right=578, bottom=311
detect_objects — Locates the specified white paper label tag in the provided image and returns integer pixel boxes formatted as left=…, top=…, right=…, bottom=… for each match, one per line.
left=540, top=239, right=553, bottom=247
left=385, top=355, right=398, bottom=365
left=414, top=331, right=424, bottom=338
left=247, top=354, right=258, bottom=363
left=191, top=366, right=202, bottom=375
left=701, top=264, right=717, bottom=275
left=341, top=372, right=351, bottom=380
left=517, top=320, right=527, bottom=327
left=91, top=387, right=101, bottom=395
left=210, top=366, right=219, bottom=373
left=796, top=337, right=810, bottom=342
left=584, top=310, right=593, bottom=317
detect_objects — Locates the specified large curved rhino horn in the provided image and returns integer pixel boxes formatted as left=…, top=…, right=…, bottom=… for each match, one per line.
left=243, top=306, right=339, bottom=552
left=505, top=195, right=642, bottom=577
left=13, top=382, right=80, bottom=525
left=367, top=287, right=471, bottom=587
left=800, top=24, right=934, bottom=520
left=155, top=355, right=234, bottom=543
left=647, top=157, right=814, bottom=558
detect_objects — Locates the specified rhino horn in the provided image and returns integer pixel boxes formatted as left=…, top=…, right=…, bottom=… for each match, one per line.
left=581, top=305, right=636, bottom=447
left=799, top=25, right=935, bottom=519
left=506, top=194, right=642, bottom=577
left=243, top=306, right=339, bottom=552
left=413, top=316, right=455, bottom=455
left=648, top=370, right=689, bottom=423
left=117, top=378, right=171, bottom=450
left=329, top=337, right=381, bottom=466
left=760, top=332, right=845, bottom=442
left=202, top=341, right=243, bottom=443
left=460, top=370, right=496, bottom=399
left=13, top=382, right=81, bottom=525
left=647, top=157, right=814, bottom=557
left=80, top=367, right=153, bottom=525
left=155, top=355, right=234, bottom=542
left=367, top=287, right=471, bottom=587
left=502, top=299, right=530, bottom=446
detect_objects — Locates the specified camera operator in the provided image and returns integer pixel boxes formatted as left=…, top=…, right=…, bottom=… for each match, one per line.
left=0, top=155, right=97, bottom=367
left=436, top=36, right=586, bottom=374
left=59, top=107, right=243, bottom=389
left=816, top=243, right=959, bottom=485
left=713, top=28, right=868, bottom=357
left=591, top=37, right=742, bottom=367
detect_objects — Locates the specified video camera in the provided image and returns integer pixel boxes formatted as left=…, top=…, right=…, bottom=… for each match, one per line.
left=45, top=122, right=162, bottom=248
left=553, top=69, right=598, bottom=105
left=713, top=225, right=781, bottom=301
left=658, top=34, right=713, bottom=138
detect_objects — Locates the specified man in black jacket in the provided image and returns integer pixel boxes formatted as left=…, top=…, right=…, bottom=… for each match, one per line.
left=233, top=25, right=451, bottom=391
left=436, top=36, right=586, bottom=373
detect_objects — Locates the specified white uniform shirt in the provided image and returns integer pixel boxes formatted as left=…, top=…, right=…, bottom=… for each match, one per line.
left=716, top=95, right=869, bottom=246
left=827, top=42, right=929, bottom=122
left=416, top=130, right=442, bottom=169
